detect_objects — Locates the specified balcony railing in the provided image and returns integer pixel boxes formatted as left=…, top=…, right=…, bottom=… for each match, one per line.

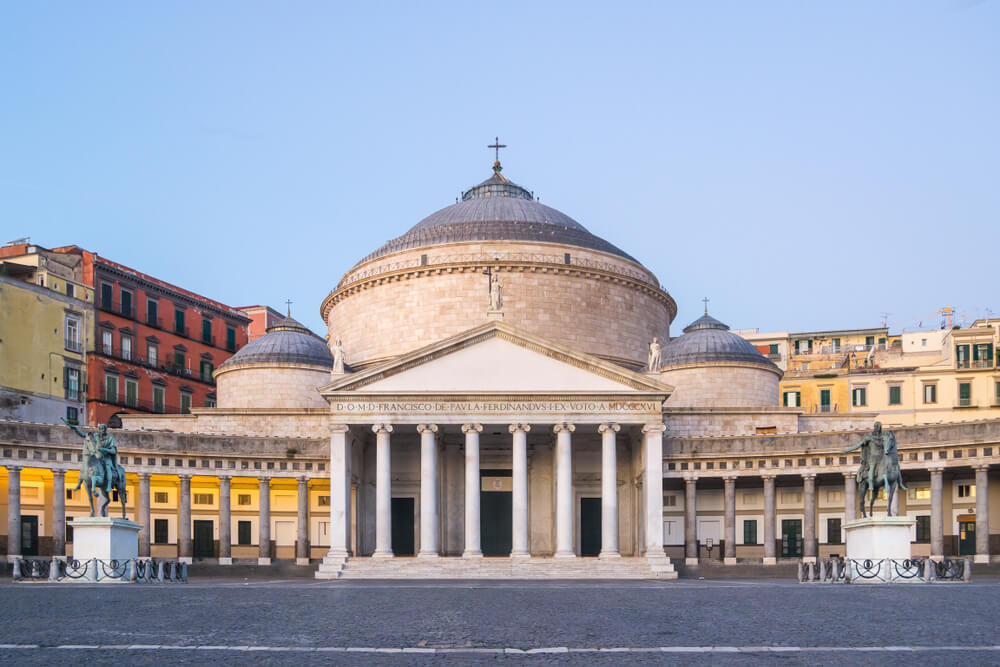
left=65, top=337, right=82, bottom=353
left=957, top=359, right=994, bottom=370
left=99, top=300, right=242, bottom=356
left=97, top=394, right=181, bottom=414
left=958, top=398, right=974, bottom=407
left=93, top=346, right=215, bottom=386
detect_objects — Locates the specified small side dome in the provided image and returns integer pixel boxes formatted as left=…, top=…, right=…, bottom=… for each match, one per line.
left=217, top=316, right=333, bottom=370
left=215, top=316, right=332, bottom=410
left=660, top=313, right=778, bottom=370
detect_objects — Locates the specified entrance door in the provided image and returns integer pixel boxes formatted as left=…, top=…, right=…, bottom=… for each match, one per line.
left=781, top=519, right=802, bottom=558
left=820, top=389, right=831, bottom=413
left=391, top=497, right=415, bottom=556
left=20, top=516, right=38, bottom=556
left=959, top=519, right=976, bottom=556
left=580, top=497, right=601, bottom=557
left=193, top=520, right=214, bottom=558
left=481, top=470, right=512, bottom=556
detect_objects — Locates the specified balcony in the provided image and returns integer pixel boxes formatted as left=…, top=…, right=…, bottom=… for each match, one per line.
left=65, top=337, right=82, bottom=353
left=957, top=359, right=994, bottom=370
left=93, top=346, right=215, bottom=386
left=97, top=394, right=180, bottom=414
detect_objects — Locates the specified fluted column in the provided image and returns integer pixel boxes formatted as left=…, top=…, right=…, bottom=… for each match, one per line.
left=296, top=476, right=309, bottom=565
left=52, top=470, right=66, bottom=558
left=258, top=477, right=271, bottom=564
left=803, top=473, right=817, bottom=562
left=137, top=473, right=150, bottom=558
left=763, top=475, right=776, bottom=565
left=218, top=475, right=231, bottom=564
left=178, top=474, right=192, bottom=563
left=975, top=465, right=990, bottom=564
left=372, top=424, right=394, bottom=558
left=930, top=468, right=944, bottom=560
left=684, top=477, right=697, bottom=565
left=724, top=476, right=736, bottom=565
left=553, top=423, right=576, bottom=558
left=6, top=466, right=21, bottom=561
left=643, top=423, right=667, bottom=559
left=510, top=423, right=531, bottom=559
left=328, top=424, right=351, bottom=559
left=843, top=472, right=856, bottom=523
left=417, top=424, right=440, bottom=558
left=598, top=423, right=620, bottom=559
left=462, top=423, right=483, bottom=558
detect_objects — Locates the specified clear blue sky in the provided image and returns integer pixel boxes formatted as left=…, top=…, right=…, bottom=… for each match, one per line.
left=2, top=1, right=997, bottom=337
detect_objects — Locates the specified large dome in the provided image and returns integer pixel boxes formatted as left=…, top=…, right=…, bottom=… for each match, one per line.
left=359, top=168, right=636, bottom=264
left=218, top=316, right=333, bottom=370
left=660, top=313, right=778, bottom=369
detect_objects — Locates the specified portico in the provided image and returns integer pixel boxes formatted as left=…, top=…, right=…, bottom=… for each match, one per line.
left=315, top=323, right=674, bottom=576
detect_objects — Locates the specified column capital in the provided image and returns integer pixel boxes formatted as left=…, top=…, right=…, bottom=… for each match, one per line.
left=218, top=474, right=232, bottom=481
left=929, top=467, right=945, bottom=476
left=552, top=422, right=575, bottom=434
left=137, top=472, right=151, bottom=480
left=684, top=475, right=698, bottom=485
left=461, top=423, right=483, bottom=434
left=6, top=465, right=22, bottom=473
left=52, top=469, right=66, bottom=479
left=178, top=473, right=192, bottom=481
left=508, top=423, right=531, bottom=434
left=762, top=473, right=776, bottom=481
left=298, top=476, right=308, bottom=483
left=842, top=471, right=855, bottom=479
left=974, top=464, right=990, bottom=473
left=258, top=476, right=271, bottom=483
left=416, top=423, right=439, bottom=434
left=802, top=472, right=817, bottom=481
left=330, top=423, right=350, bottom=434
left=723, top=475, right=737, bottom=484
left=598, top=422, right=620, bottom=434
left=372, top=423, right=393, bottom=434
left=641, top=422, right=666, bottom=434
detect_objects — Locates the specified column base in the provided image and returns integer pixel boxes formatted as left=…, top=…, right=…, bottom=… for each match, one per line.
left=257, top=557, right=271, bottom=565
left=371, top=550, right=394, bottom=559
left=326, top=548, right=350, bottom=560
left=553, top=551, right=576, bottom=559
left=295, top=558, right=310, bottom=566
left=724, top=557, right=737, bottom=565
left=417, top=552, right=440, bottom=559
left=510, top=551, right=531, bottom=559
left=179, top=557, right=193, bottom=564
left=684, top=557, right=698, bottom=566
left=462, top=550, right=484, bottom=559
left=975, top=554, right=990, bottom=564
left=598, top=551, right=622, bottom=559
left=763, top=556, right=777, bottom=565
left=218, top=557, right=233, bottom=565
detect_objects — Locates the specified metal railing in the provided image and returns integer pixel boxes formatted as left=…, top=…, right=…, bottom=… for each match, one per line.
left=798, top=557, right=971, bottom=583
left=94, top=346, right=215, bottom=386
left=12, top=557, right=187, bottom=583
left=65, top=337, right=82, bottom=353
left=957, top=359, right=994, bottom=370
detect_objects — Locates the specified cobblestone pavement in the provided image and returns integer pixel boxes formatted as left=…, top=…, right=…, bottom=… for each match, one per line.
left=0, top=578, right=998, bottom=665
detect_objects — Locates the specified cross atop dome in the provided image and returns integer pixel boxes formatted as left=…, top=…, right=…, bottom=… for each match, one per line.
left=488, top=136, right=506, bottom=174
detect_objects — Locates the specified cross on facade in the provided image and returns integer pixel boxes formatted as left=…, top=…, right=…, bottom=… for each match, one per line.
left=488, top=137, right=506, bottom=163
left=702, top=297, right=710, bottom=314
left=286, top=299, right=293, bottom=317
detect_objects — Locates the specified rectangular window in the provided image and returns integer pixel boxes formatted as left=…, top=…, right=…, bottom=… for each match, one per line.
left=827, top=518, right=842, bottom=544
left=100, top=283, right=113, bottom=309
left=174, top=307, right=186, bottom=335
left=957, top=484, right=975, bottom=499
left=124, top=379, right=138, bottom=408
left=226, top=326, right=236, bottom=352
left=66, top=523, right=73, bottom=543
left=238, top=521, right=252, bottom=545
left=973, top=343, right=994, bottom=368
left=180, top=393, right=192, bottom=414
left=121, top=334, right=133, bottom=361
left=65, top=316, right=81, bottom=352
left=663, top=494, right=677, bottom=507
left=154, top=519, right=169, bottom=544
left=120, top=289, right=133, bottom=317
left=831, top=338, right=841, bottom=352
left=101, top=329, right=113, bottom=356
left=851, top=387, right=866, bottom=407
left=923, top=384, right=937, bottom=404
left=995, top=381, right=1000, bottom=404
left=200, top=360, right=213, bottom=382
left=769, top=343, right=778, bottom=355
left=908, top=486, right=931, bottom=500
left=318, top=495, right=330, bottom=506
left=743, top=519, right=757, bottom=545
left=782, top=391, right=800, bottom=408
left=153, top=491, right=169, bottom=504
left=959, top=382, right=972, bottom=407
left=888, top=386, right=901, bottom=405
left=202, top=318, right=212, bottom=344
left=956, top=344, right=970, bottom=369
left=66, top=283, right=74, bottom=298
left=147, top=343, right=158, bottom=367
left=819, top=389, right=831, bottom=412
left=64, top=367, right=81, bottom=401
left=915, top=515, right=931, bottom=543
left=865, top=335, right=875, bottom=347
left=104, top=375, right=118, bottom=403
left=147, top=299, right=158, bottom=327
left=194, top=493, right=213, bottom=505
left=65, top=406, right=79, bottom=425
left=174, top=350, right=186, bottom=370
left=152, top=386, right=165, bottom=413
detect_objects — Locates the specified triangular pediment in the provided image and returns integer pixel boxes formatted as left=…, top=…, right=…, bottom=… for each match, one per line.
left=321, top=322, right=672, bottom=395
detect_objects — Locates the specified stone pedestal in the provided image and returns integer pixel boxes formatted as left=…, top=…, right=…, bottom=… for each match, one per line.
left=845, top=517, right=915, bottom=583
left=69, top=517, right=141, bottom=583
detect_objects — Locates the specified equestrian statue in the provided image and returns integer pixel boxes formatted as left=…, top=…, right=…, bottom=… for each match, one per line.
left=840, top=421, right=906, bottom=518
left=62, top=420, right=128, bottom=518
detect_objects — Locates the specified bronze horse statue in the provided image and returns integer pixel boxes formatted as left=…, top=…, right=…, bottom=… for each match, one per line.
left=64, top=421, right=128, bottom=518
left=842, top=422, right=907, bottom=518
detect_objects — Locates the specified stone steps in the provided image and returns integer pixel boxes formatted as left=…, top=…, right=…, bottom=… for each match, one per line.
left=316, top=556, right=677, bottom=580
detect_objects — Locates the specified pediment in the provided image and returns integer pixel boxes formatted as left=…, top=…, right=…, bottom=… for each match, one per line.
left=321, top=322, right=672, bottom=395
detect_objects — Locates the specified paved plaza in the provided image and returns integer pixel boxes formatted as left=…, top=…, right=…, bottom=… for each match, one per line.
left=0, top=577, right=998, bottom=664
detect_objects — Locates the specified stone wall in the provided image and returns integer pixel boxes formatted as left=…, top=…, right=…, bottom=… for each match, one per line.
left=119, top=409, right=330, bottom=439
left=215, top=364, right=329, bottom=409
left=660, top=363, right=780, bottom=408
left=325, top=241, right=674, bottom=369
left=665, top=408, right=800, bottom=437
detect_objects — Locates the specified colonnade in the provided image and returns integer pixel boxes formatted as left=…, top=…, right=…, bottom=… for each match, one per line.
left=327, top=421, right=667, bottom=560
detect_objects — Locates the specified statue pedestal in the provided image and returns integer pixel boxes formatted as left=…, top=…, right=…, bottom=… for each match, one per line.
left=70, top=517, right=141, bottom=583
left=845, top=517, right=916, bottom=583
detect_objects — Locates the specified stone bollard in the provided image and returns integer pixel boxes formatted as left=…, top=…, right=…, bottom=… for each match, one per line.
left=89, top=559, right=99, bottom=583
left=963, top=558, right=973, bottom=582
left=796, top=561, right=805, bottom=582
left=124, top=560, right=134, bottom=582
left=11, top=559, right=22, bottom=581
left=168, top=561, right=177, bottom=583
left=157, top=560, right=165, bottom=583
left=49, top=557, right=60, bottom=582
left=180, top=562, right=188, bottom=583
left=924, top=558, right=936, bottom=583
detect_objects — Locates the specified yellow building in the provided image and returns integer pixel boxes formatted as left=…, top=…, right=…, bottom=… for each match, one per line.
left=0, top=246, right=93, bottom=426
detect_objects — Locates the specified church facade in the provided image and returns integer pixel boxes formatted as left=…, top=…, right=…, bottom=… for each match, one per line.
left=1, top=161, right=997, bottom=576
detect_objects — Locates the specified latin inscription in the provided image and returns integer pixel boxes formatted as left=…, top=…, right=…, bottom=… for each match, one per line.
left=333, top=401, right=660, bottom=414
